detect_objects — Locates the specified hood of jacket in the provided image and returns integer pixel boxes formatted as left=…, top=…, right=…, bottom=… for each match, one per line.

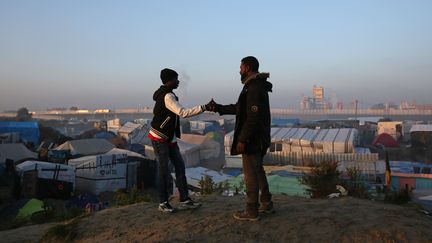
left=243, top=72, right=272, bottom=92
left=153, top=85, right=172, bottom=101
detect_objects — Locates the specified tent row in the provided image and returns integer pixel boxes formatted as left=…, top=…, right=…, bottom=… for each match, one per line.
left=225, top=127, right=359, bottom=154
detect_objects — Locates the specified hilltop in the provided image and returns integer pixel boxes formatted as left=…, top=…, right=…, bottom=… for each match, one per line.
left=2, top=194, right=432, bottom=243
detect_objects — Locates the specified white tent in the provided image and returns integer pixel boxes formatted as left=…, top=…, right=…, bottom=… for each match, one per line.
left=16, top=160, right=75, bottom=184
left=68, top=148, right=155, bottom=194
left=410, top=124, right=432, bottom=133
left=16, top=160, right=75, bottom=198
left=69, top=153, right=128, bottom=195
left=54, top=138, right=115, bottom=156
left=68, top=148, right=145, bottom=167
left=0, top=143, right=37, bottom=165
left=244, top=127, right=359, bottom=154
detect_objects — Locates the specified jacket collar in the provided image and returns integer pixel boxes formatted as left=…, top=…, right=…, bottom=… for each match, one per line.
left=242, top=72, right=270, bottom=85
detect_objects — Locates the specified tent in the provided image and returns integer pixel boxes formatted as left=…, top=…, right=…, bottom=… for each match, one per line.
left=271, top=118, right=300, bottom=127
left=410, top=124, right=432, bottom=148
left=69, top=148, right=156, bottom=194
left=0, top=121, right=39, bottom=146
left=16, top=161, right=75, bottom=199
left=54, top=138, right=115, bottom=157
left=227, top=127, right=359, bottom=155
left=373, top=133, right=399, bottom=148
left=0, top=144, right=37, bottom=174
left=118, top=122, right=143, bottom=142
left=0, top=143, right=37, bottom=164
left=189, top=121, right=217, bottom=135
left=180, top=134, right=224, bottom=170
left=15, top=198, right=45, bottom=221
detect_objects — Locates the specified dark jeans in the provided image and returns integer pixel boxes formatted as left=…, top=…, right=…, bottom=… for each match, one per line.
left=152, top=141, right=189, bottom=203
left=242, top=152, right=272, bottom=216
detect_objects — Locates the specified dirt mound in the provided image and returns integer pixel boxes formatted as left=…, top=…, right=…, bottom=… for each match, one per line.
left=3, top=194, right=432, bottom=242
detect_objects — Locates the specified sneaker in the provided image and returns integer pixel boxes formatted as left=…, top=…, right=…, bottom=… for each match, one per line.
left=179, top=199, right=201, bottom=210
left=258, top=201, right=275, bottom=214
left=233, top=211, right=260, bottom=222
left=158, top=201, right=175, bottom=213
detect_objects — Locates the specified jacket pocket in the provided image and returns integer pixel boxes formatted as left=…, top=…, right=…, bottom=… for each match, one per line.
left=160, top=116, right=171, bottom=129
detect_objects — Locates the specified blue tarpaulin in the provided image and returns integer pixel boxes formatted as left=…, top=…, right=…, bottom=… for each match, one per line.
left=0, top=121, right=39, bottom=145
left=271, top=118, right=300, bottom=127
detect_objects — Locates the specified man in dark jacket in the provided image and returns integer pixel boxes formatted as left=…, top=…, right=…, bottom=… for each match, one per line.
left=213, top=56, right=274, bottom=221
left=149, top=68, right=213, bottom=213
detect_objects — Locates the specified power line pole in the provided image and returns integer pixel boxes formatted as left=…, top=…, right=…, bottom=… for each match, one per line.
left=355, top=99, right=358, bottom=120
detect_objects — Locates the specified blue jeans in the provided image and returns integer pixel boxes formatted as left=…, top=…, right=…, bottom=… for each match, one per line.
left=152, top=141, right=189, bottom=203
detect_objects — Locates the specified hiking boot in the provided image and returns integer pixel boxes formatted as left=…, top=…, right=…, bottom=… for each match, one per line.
left=179, top=198, right=201, bottom=210
left=233, top=211, right=260, bottom=222
left=158, top=201, right=175, bottom=213
left=258, top=201, right=275, bottom=214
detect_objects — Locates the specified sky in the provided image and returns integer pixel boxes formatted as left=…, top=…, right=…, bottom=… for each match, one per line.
left=0, top=0, right=431, bottom=111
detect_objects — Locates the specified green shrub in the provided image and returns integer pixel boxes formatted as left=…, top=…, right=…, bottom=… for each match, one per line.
left=114, top=186, right=151, bottom=206
left=198, top=175, right=230, bottom=195
left=300, top=160, right=340, bottom=198
left=341, top=166, right=370, bottom=199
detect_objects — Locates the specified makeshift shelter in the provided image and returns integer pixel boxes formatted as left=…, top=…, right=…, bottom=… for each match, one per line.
left=53, top=138, right=115, bottom=157
left=15, top=198, right=45, bottom=221
left=377, top=121, right=403, bottom=141
left=0, top=132, right=20, bottom=144
left=271, top=118, right=300, bottom=127
left=372, top=133, right=399, bottom=148
left=94, top=131, right=116, bottom=140
left=410, top=124, right=432, bottom=148
left=0, top=143, right=37, bottom=171
left=189, top=121, right=217, bottom=135
left=145, top=140, right=201, bottom=168
left=226, top=127, right=359, bottom=154
left=69, top=148, right=156, bottom=194
left=0, top=121, right=39, bottom=145
left=180, top=134, right=224, bottom=170
left=118, top=122, right=143, bottom=142
left=16, top=161, right=75, bottom=199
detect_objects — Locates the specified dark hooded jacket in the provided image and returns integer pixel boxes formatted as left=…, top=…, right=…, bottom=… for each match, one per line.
left=218, top=73, right=272, bottom=155
left=150, top=85, right=181, bottom=141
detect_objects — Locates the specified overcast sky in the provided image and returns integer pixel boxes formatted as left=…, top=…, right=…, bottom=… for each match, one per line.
left=1, top=0, right=431, bottom=111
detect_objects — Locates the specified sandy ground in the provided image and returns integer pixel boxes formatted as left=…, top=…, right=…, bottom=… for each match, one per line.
left=2, top=194, right=432, bottom=243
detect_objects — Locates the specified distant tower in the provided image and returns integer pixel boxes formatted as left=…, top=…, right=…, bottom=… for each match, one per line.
left=313, top=85, right=325, bottom=109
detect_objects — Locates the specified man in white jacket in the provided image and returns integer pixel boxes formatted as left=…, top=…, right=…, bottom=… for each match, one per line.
left=148, top=68, right=212, bottom=213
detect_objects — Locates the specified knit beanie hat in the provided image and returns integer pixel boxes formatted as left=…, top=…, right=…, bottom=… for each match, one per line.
left=160, top=68, right=178, bottom=84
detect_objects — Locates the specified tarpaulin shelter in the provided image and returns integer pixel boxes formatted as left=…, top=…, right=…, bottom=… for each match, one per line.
left=16, top=161, right=75, bottom=199
left=180, top=134, right=224, bottom=170
left=410, top=124, right=432, bottom=148
left=15, top=198, right=44, bottom=221
left=0, top=121, right=39, bottom=145
left=372, top=133, right=399, bottom=148
left=69, top=148, right=156, bottom=194
left=0, top=143, right=37, bottom=166
left=225, top=127, right=359, bottom=154
left=54, top=138, right=115, bottom=157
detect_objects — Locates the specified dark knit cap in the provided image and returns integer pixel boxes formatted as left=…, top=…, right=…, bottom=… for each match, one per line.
left=160, top=68, right=178, bottom=84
